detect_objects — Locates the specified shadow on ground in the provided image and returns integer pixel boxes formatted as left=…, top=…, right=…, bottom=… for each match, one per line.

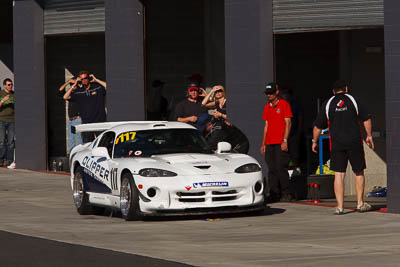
left=90, top=206, right=286, bottom=222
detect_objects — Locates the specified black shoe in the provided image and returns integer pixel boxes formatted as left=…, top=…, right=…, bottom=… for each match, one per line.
left=280, top=194, right=294, bottom=202
left=265, top=193, right=280, bottom=204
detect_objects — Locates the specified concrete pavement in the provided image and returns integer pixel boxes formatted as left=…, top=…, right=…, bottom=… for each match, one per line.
left=1, top=168, right=399, bottom=266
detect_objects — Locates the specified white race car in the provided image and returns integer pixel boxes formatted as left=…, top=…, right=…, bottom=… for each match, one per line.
left=69, top=121, right=264, bottom=220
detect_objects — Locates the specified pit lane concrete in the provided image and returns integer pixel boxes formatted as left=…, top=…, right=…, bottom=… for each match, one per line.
left=1, top=168, right=400, bottom=267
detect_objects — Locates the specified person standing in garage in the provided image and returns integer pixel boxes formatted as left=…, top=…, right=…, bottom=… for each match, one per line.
left=63, top=71, right=107, bottom=143
left=58, top=77, right=82, bottom=152
left=0, top=78, right=15, bottom=167
left=260, top=82, right=293, bottom=202
left=312, top=80, right=374, bottom=215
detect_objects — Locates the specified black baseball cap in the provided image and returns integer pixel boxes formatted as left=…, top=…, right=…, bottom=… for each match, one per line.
left=264, top=82, right=279, bottom=95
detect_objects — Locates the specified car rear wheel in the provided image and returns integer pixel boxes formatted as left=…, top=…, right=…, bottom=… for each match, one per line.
left=120, top=172, right=142, bottom=221
left=73, top=166, right=92, bottom=215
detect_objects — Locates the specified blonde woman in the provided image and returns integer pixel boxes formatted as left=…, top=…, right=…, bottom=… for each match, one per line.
left=201, top=85, right=227, bottom=121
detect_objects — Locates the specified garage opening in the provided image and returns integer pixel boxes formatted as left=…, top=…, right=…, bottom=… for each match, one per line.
left=275, top=28, right=386, bottom=194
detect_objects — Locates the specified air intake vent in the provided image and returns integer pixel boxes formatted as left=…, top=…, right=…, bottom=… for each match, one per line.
left=194, top=165, right=211, bottom=169
left=153, top=124, right=166, bottom=127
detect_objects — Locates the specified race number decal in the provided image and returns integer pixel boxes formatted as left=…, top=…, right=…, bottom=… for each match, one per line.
left=115, top=131, right=136, bottom=144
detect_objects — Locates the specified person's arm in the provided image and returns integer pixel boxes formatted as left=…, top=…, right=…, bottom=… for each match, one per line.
left=312, top=126, right=323, bottom=153
left=0, top=95, right=10, bottom=107
left=90, top=74, right=107, bottom=89
left=281, top=118, right=291, bottom=151
left=201, top=87, right=217, bottom=108
left=260, top=121, right=268, bottom=155
left=59, top=78, right=75, bottom=92
left=177, top=116, right=197, bottom=123
left=64, top=78, right=80, bottom=100
left=363, top=118, right=374, bottom=149
left=212, top=110, right=227, bottom=120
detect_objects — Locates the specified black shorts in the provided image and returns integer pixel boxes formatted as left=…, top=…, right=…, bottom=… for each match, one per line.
left=330, top=148, right=366, bottom=173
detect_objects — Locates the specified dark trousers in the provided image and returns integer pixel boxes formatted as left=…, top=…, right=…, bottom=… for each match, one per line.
left=265, top=144, right=290, bottom=197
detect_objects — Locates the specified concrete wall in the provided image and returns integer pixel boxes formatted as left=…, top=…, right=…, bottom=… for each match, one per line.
left=224, top=0, right=274, bottom=180
left=384, top=0, right=400, bottom=213
left=13, top=0, right=47, bottom=170
left=105, top=0, right=145, bottom=121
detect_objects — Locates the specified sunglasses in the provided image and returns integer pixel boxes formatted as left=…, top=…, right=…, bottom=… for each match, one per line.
left=215, top=89, right=223, bottom=93
left=81, top=77, right=89, bottom=80
left=265, top=91, right=276, bottom=96
left=188, top=87, right=199, bottom=92
left=6, top=83, right=13, bottom=86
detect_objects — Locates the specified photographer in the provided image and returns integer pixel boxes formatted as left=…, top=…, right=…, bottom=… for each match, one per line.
left=59, top=77, right=82, bottom=152
left=64, top=71, right=107, bottom=143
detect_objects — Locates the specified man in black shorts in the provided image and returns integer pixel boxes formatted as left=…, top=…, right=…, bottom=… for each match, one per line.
left=312, top=80, right=374, bottom=215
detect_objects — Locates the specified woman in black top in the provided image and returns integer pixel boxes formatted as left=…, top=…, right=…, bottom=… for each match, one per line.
left=201, top=85, right=227, bottom=121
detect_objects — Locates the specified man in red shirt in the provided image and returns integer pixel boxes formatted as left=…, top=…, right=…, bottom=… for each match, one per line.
left=260, top=82, right=293, bottom=202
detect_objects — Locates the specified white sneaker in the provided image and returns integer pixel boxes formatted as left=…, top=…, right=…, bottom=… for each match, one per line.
left=7, top=162, right=16, bottom=169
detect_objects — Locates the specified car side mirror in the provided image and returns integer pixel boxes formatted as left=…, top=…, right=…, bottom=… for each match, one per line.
left=217, top=142, right=232, bottom=153
left=92, top=147, right=110, bottom=159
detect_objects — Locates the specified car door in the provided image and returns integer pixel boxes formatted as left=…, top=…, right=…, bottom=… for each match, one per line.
left=84, top=131, right=115, bottom=194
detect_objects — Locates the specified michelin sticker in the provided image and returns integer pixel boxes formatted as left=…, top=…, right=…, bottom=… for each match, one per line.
left=193, top=182, right=229, bottom=188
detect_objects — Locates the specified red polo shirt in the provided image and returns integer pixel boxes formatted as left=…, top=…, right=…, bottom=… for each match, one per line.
left=263, top=99, right=293, bottom=145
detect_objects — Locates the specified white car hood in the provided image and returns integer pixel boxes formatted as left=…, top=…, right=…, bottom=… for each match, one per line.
left=124, top=153, right=247, bottom=176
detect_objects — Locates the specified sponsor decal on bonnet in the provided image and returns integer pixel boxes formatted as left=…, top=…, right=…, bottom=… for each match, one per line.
left=193, top=182, right=229, bottom=188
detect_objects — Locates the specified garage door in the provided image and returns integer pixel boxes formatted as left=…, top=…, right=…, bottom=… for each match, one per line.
left=273, top=0, right=383, bottom=34
left=44, top=0, right=105, bottom=35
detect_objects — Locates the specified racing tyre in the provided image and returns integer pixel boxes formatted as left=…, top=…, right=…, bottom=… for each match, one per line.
left=120, top=172, right=142, bottom=221
left=72, top=166, right=92, bottom=215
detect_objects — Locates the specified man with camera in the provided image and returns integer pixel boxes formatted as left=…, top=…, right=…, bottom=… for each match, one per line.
left=59, top=77, right=82, bottom=152
left=64, top=71, right=107, bottom=143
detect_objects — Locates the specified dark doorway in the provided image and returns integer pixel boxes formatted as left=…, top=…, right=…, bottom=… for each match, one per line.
left=46, top=34, right=106, bottom=158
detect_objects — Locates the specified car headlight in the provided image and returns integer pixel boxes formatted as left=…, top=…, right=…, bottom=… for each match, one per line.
left=235, top=163, right=261, bottom=173
left=139, top=168, right=177, bottom=177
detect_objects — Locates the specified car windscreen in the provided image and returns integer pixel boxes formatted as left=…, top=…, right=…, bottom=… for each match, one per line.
left=113, top=128, right=213, bottom=158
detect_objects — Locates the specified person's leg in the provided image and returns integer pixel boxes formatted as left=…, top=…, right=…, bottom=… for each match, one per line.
left=0, top=121, right=7, bottom=164
left=354, top=171, right=365, bottom=207
left=5, top=122, right=15, bottom=162
left=265, top=145, right=279, bottom=199
left=69, top=118, right=83, bottom=152
left=330, top=150, right=348, bottom=211
left=334, top=172, right=345, bottom=209
left=349, top=147, right=368, bottom=210
left=74, top=118, right=83, bottom=146
left=275, top=146, right=291, bottom=198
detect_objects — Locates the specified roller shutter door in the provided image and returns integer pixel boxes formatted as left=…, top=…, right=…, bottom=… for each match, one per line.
left=273, top=0, right=383, bottom=34
left=44, top=0, right=104, bottom=35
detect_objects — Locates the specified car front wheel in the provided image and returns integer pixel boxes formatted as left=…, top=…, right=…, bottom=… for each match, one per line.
left=120, top=172, right=142, bottom=221
left=72, top=166, right=92, bottom=215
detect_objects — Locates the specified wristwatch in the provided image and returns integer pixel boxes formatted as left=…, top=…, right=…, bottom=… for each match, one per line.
left=312, top=139, right=317, bottom=143
left=283, top=138, right=287, bottom=143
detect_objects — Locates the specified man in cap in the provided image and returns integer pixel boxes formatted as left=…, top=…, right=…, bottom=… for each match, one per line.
left=312, top=80, right=374, bottom=215
left=260, top=82, right=293, bottom=202
left=175, top=83, right=208, bottom=129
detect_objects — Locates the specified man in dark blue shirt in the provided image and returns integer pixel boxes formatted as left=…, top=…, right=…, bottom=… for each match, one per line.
left=312, top=80, right=374, bottom=215
left=64, top=71, right=107, bottom=143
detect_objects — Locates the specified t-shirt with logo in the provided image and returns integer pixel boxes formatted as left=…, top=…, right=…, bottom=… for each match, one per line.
left=314, top=93, right=369, bottom=151
left=70, top=83, right=106, bottom=123
left=263, top=99, right=293, bottom=145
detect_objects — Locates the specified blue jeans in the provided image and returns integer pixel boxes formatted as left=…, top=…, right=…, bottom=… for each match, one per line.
left=68, top=117, right=83, bottom=152
left=0, top=121, right=15, bottom=161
